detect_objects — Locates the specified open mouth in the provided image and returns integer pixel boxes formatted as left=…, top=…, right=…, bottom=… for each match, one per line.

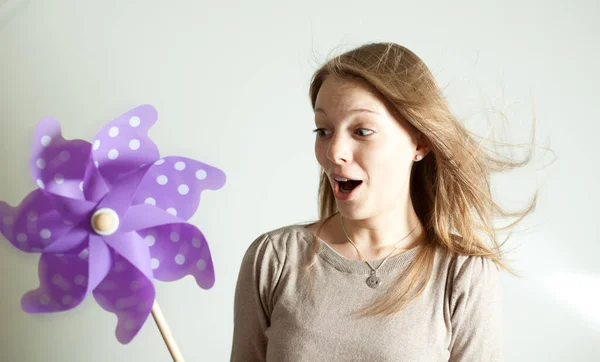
left=337, top=179, right=363, bottom=193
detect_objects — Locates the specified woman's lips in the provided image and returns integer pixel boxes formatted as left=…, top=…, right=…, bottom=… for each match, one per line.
left=332, top=180, right=363, bottom=201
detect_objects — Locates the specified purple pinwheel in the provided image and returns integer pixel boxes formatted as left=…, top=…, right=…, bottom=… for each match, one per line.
left=0, top=104, right=226, bottom=344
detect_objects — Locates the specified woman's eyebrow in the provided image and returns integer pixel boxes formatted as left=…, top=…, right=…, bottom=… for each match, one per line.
left=315, top=107, right=381, bottom=116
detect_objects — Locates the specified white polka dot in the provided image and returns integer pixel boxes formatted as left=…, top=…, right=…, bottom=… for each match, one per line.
left=51, top=274, right=63, bottom=285
left=151, top=258, right=160, bottom=269
left=129, top=139, right=141, bottom=150
left=166, top=208, right=177, bottom=216
left=94, top=294, right=110, bottom=306
left=61, top=295, right=73, bottom=305
left=108, top=149, right=119, bottom=160
left=196, top=259, right=206, bottom=270
left=74, top=275, right=85, bottom=285
left=109, top=126, right=119, bottom=138
left=178, top=184, right=189, bottom=195
left=2, top=215, right=14, bottom=225
left=170, top=232, right=180, bottom=242
left=129, top=116, right=141, bottom=127
left=130, top=280, right=141, bottom=291
left=41, top=135, right=51, bottom=147
left=195, top=169, right=207, bottom=180
left=113, top=261, right=125, bottom=272
left=115, top=297, right=137, bottom=310
left=54, top=173, right=64, bottom=184
left=144, top=197, right=156, bottom=206
left=27, top=212, right=37, bottom=221
left=175, top=254, right=185, bottom=265
left=154, top=159, right=165, bottom=165
left=40, top=294, right=50, bottom=305
left=36, top=179, right=45, bottom=189
left=93, top=140, right=101, bottom=150
left=58, top=151, right=70, bottom=162
left=36, top=158, right=46, bottom=169
left=174, top=161, right=186, bottom=171
left=79, top=181, right=84, bottom=191
left=40, top=229, right=51, bottom=239
left=192, top=238, right=202, bottom=248
left=145, top=235, right=156, bottom=246
left=94, top=161, right=99, bottom=168
left=156, top=175, right=168, bottom=185
left=137, top=301, right=149, bottom=312
left=16, top=233, right=27, bottom=243
left=98, top=280, right=116, bottom=291
left=124, top=320, right=135, bottom=330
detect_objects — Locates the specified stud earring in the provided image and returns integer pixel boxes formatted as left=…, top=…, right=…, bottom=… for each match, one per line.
left=415, top=155, right=423, bottom=161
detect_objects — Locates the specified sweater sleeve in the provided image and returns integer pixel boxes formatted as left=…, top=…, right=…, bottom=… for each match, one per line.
left=448, top=255, right=504, bottom=362
left=230, top=233, right=282, bottom=362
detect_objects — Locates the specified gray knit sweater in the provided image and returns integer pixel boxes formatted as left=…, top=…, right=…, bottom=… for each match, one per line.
left=230, top=224, right=503, bottom=362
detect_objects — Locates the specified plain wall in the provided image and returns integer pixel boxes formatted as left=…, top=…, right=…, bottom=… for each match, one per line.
left=0, top=0, right=598, bottom=361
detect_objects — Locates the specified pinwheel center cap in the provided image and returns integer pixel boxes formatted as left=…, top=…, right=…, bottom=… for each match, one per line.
left=91, top=208, right=119, bottom=236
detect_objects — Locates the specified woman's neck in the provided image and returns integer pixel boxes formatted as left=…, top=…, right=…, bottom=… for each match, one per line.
left=334, top=208, right=424, bottom=255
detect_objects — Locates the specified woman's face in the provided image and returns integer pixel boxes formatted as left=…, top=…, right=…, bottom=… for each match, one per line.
left=313, top=77, right=423, bottom=219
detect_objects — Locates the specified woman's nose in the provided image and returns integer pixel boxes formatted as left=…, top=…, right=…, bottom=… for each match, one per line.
left=326, top=134, right=351, bottom=164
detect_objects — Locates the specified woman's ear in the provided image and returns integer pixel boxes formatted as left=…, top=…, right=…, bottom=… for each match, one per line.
left=416, top=133, right=431, bottom=157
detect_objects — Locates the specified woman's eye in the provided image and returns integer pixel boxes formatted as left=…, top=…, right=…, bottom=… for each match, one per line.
left=312, top=128, right=374, bottom=137
left=312, top=128, right=329, bottom=137
left=357, top=128, right=374, bottom=136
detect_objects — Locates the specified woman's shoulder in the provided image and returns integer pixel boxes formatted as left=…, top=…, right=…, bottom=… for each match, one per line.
left=446, top=252, right=501, bottom=291
left=263, top=222, right=313, bottom=240
left=427, top=237, right=502, bottom=299
left=432, top=235, right=501, bottom=273
left=244, top=222, right=317, bottom=260
left=434, top=246, right=502, bottom=308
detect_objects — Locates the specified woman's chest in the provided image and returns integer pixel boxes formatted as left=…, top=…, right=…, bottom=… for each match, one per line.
left=265, top=273, right=451, bottom=362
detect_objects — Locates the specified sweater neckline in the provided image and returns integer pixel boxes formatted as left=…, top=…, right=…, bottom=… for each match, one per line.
left=293, top=224, right=422, bottom=275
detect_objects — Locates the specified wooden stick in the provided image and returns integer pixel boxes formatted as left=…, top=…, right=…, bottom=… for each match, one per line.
left=151, top=299, right=185, bottom=362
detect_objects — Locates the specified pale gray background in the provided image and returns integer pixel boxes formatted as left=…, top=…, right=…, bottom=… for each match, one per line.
left=0, top=0, right=598, bottom=361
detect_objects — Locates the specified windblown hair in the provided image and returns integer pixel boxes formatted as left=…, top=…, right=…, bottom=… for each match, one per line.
left=302, top=42, right=547, bottom=318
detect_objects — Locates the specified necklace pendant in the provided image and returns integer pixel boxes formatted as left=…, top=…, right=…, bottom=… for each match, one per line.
left=366, top=274, right=381, bottom=289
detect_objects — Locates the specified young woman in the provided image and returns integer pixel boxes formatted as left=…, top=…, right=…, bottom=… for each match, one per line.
left=231, top=42, right=536, bottom=362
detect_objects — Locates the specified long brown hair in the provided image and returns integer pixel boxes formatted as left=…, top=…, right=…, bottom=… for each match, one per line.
left=303, top=42, right=550, bottom=318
